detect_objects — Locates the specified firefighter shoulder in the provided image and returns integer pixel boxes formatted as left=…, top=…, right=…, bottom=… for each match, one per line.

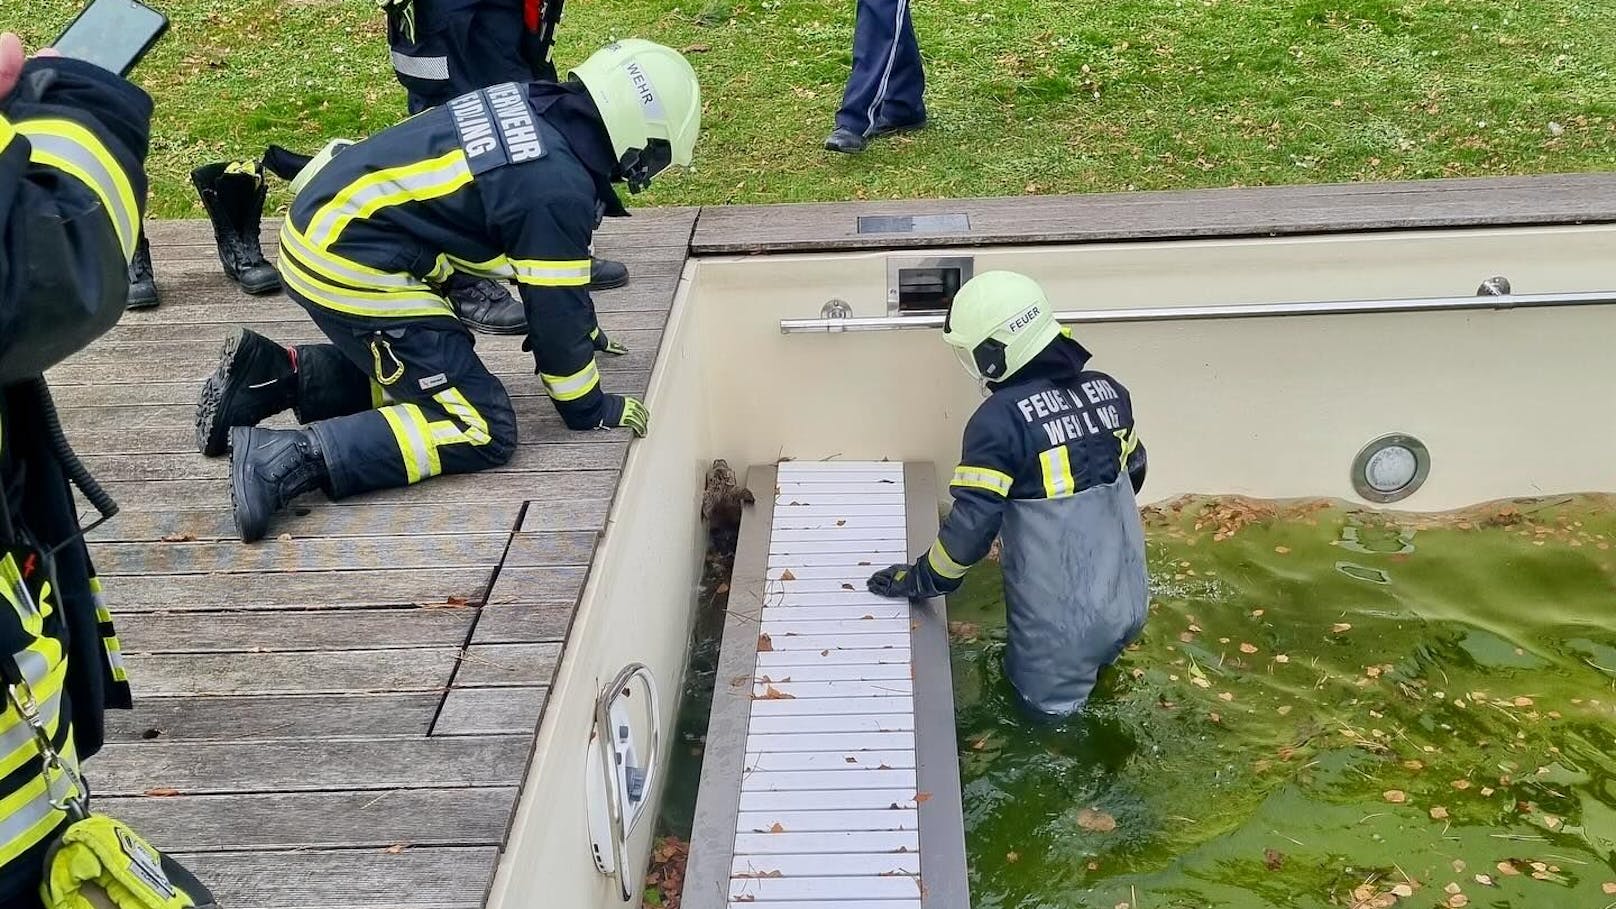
left=866, top=271, right=1150, bottom=720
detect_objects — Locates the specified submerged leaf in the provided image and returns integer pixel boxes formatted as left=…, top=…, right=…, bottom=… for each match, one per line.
left=1076, top=807, right=1117, bottom=832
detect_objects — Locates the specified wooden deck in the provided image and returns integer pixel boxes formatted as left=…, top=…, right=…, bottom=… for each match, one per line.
left=51, top=209, right=695, bottom=909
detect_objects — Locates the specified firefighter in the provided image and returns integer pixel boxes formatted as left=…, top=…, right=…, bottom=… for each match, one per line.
left=866, top=271, right=1150, bottom=720
left=382, top=0, right=629, bottom=334
left=0, top=33, right=143, bottom=902
left=194, top=40, right=700, bottom=543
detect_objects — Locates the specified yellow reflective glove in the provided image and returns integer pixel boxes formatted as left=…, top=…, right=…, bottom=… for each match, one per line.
left=42, top=816, right=217, bottom=909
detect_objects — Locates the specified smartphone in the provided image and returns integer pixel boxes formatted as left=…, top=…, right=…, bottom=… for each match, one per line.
left=52, top=0, right=169, bottom=77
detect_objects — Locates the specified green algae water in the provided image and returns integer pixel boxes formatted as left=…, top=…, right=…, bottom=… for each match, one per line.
left=950, top=495, right=1616, bottom=909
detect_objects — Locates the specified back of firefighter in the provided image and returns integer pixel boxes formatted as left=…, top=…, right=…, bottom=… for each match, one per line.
left=0, top=35, right=146, bottom=904
left=194, top=40, right=700, bottom=543
left=867, top=271, right=1150, bottom=720
left=386, top=0, right=559, bottom=114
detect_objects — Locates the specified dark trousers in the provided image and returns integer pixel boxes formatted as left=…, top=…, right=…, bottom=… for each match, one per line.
left=292, top=300, right=518, bottom=499
left=836, top=0, right=927, bottom=136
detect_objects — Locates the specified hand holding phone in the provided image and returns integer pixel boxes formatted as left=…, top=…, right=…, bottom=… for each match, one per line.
left=52, top=0, right=169, bottom=77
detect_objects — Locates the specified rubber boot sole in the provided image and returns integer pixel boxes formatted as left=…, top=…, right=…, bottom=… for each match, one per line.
left=229, top=426, right=271, bottom=543
left=235, top=272, right=283, bottom=296
left=461, top=318, right=528, bottom=336
left=587, top=273, right=629, bottom=291
left=196, top=329, right=249, bottom=457
left=126, top=287, right=160, bottom=311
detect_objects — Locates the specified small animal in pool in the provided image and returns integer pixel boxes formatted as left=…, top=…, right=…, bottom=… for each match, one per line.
left=702, top=459, right=755, bottom=547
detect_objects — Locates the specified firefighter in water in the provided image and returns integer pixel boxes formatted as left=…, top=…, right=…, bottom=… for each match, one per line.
left=866, top=271, right=1150, bottom=720
left=194, top=40, right=699, bottom=543
left=381, top=0, right=629, bottom=334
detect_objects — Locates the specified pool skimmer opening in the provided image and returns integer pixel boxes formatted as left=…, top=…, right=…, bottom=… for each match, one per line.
left=1351, top=434, right=1430, bottom=503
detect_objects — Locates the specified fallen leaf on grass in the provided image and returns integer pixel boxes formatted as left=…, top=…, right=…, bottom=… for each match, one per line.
left=682, top=42, right=711, bottom=53
left=1451, top=779, right=1472, bottom=790
left=143, top=787, right=181, bottom=797
left=757, top=634, right=774, bottom=652
left=1513, top=696, right=1534, bottom=707
left=1076, top=807, right=1117, bottom=832
left=1383, top=789, right=1407, bottom=804
left=1218, top=691, right=1234, bottom=702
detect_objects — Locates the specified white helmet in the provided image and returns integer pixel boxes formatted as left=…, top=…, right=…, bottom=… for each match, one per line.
left=942, top=271, right=1062, bottom=383
left=289, top=138, right=355, bottom=199
left=571, top=40, right=701, bottom=192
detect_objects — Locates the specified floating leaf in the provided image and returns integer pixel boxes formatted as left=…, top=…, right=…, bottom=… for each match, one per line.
left=1513, top=696, right=1534, bottom=707
left=1076, top=807, right=1117, bottom=832
left=1391, top=883, right=1415, bottom=897
left=1239, top=643, right=1258, bottom=654
left=1332, top=623, right=1353, bottom=633
left=1383, top=789, right=1407, bottom=804
left=1263, top=848, right=1285, bottom=871
left=1006, top=851, right=1020, bottom=863
left=1274, top=546, right=1291, bottom=554
left=1451, top=779, right=1472, bottom=790
left=1603, top=882, right=1616, bottom=894
left=1274, top=654, right=1290, bottom=664
left=1496, top=862, right=1520, bottom=876
left=1430, top=805, right=1449, bottom=819
left=1474, top=874, right=1494, bottom=886
left=1218, top=691, right=1234, bottom=702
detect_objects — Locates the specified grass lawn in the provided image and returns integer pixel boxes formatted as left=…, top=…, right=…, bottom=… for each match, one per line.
left=11, top=0, right=1616, bottom=217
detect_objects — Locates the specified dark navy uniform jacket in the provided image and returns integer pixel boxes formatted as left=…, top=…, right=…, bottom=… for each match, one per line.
left=277, top=82, right=625, bottom=428
left=388, top=0, right=552, bottom=112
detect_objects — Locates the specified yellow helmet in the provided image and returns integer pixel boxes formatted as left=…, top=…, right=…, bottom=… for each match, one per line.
left=571, top=40, right=701, bottom=192
left=942, top=271, right=1061, bottom=383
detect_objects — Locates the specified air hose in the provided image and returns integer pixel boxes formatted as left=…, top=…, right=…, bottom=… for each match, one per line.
left=27, top=377, right=119, bottom=544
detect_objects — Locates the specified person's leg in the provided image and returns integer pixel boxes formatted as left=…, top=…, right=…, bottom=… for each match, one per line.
left=230, top=315, right=517, bottom=541
left=126, top=229, right=158, bottom=310
left=828, top=0, right=902, bottom=150
left=194, top=325, right=372, bottom=458
left=872, top=2, right=926, bottom=131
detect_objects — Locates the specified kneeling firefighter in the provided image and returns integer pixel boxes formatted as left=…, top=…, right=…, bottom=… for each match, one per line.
left=194, top=40, right=700, bottom=543
left=866, top=271, right=1150, bottom=719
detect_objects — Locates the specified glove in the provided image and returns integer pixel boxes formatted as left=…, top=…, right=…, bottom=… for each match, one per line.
left=867, top=564, right=919, bottom=598
left=593, top=329, right=629, bottom=357
left=604, top=394, right=649, bottom=437
left=42, top=815, right=220, bottom=908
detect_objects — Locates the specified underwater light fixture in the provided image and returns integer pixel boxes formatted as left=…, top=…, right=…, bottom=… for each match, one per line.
left=1351, top=434, right=1430, bottom=504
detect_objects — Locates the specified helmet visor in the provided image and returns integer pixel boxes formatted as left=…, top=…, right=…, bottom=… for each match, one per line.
left=617, top=139, right=674, bottom=193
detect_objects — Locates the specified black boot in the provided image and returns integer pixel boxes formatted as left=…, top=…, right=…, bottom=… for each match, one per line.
left=229, top=426, right=329, bottom=543
left=192, top=161, right=282, bottom=295
left=195, top=328, right=298, bottom=457
left=589, top=257, right=629, bottom=290
left=446, top=273, right=526, bottom=334
left=127, top=233, right=159, bottom=310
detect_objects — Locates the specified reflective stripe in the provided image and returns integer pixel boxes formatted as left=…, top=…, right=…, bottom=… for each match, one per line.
left=279, top=223, right=425, bottom=290
left=369, top=381, right=391, bottom=409
left=509, top=258, right=590, bottom=287
left=0, top=735, right=77, bottom=868
left=391, top=51, right=450, bottom=80
left=431, top=388, right=491, bottom=445
left=0, top=648, right=64, bottom=780
left=425, top=255, right=454, bottom=284
left=305, top=150, right=471, bottom=250
left=16, top=119, right=139, bottom=261
left=1115, top=427, right=1140, bottom=466
left=279, top=253, right=454, bottom=319
left=952, top=465, right=1013, bottom=497
left=1040, top=447, right=1076, bottom=499
left=447, top=254, right=515, bottom=280
left=0, top=115, right=14, bottom=154
left=89, top=577, right=127, bottom=684
left=379, top=405, right=431, bottom=484
left=540, top=361, right=601, bottom=402
left=926, top=539, right=970, bottom=580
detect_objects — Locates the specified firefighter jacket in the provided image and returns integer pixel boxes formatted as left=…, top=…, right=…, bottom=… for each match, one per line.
left=915, top=337, right=1150, bottom=717
left=386, top=0, right=554, bottom=110
left=277, top=81, right=624, bottom=430
left=0, top=58, right=146, bottom=901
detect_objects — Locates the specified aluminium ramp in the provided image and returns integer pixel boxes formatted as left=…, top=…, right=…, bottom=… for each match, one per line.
left=685, top=461, right=969, bottom=909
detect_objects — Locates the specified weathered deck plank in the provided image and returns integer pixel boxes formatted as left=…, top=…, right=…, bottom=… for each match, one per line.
left=54, top=209, right=695, bottom=909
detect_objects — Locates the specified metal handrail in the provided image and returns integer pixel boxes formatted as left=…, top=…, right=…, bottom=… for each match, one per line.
left=778, top=289, right=1616, bottom=333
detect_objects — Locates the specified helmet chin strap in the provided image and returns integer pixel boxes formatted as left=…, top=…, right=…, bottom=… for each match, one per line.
left=615, top=140, right=674, bottom=194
